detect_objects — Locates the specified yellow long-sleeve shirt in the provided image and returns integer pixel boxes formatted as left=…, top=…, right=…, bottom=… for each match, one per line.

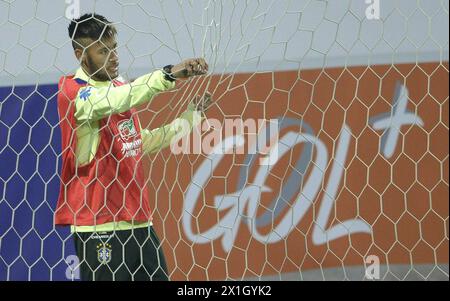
left=70, top=68, right=203, bottom=233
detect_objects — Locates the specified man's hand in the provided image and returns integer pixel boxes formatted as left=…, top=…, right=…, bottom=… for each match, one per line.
left=171, top=58, right=209, bottom=79
left=190, top=92, right=213, bottom=113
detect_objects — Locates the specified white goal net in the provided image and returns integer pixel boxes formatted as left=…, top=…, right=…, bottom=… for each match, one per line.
left=0, top=0, right=448, bottom=281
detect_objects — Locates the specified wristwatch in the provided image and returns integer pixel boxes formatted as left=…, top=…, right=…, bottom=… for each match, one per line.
left=162, top=65, right=176, bottom=82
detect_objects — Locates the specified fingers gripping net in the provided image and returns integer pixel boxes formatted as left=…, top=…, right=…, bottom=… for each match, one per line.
left=0, top=0, right=448, bottom=280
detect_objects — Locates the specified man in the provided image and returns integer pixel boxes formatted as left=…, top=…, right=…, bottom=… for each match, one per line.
left=55, top=13, right=211, bottom=281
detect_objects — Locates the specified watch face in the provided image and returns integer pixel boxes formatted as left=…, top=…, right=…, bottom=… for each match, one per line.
left=163, top=65, right=176, bottom=81
left=164, top=65, right=173, bottom=72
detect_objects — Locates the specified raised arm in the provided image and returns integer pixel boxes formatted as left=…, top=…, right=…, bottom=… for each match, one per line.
left=141, top=92, right=213, bottom=155
left=74, top=70, right=174, bottom=123
left=74, top=57, right=209, bottom=123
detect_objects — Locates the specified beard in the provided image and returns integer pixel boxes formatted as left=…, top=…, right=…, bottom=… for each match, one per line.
left=85, top=56, right=117, bottom=81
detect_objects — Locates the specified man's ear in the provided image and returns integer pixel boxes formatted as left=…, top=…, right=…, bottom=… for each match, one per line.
left=74, top=48, right=83, bottom=61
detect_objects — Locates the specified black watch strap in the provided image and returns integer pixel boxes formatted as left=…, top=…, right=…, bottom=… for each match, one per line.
left=162, top=65, right=176, bottom=82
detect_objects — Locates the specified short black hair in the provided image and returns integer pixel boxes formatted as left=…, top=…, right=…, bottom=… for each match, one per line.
left=68, top=13, right=117, bottom=50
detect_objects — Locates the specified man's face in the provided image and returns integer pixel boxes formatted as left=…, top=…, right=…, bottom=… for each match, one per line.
left=78, top=37, right=119, bottom=81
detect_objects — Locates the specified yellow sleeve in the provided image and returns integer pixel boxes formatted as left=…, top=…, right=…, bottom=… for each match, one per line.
left=141, top=103, right=204, bottom=155
left=74, top=70, right=175, bottom=123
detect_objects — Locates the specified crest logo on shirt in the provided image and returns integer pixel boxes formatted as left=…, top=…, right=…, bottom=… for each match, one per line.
left=117, top=119, right=137, bottom=141
left=97, top=243, right=112, bottom=265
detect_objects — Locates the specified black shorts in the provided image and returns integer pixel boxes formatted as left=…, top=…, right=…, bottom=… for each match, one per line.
left=73, top=226, right=169, bottom=281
